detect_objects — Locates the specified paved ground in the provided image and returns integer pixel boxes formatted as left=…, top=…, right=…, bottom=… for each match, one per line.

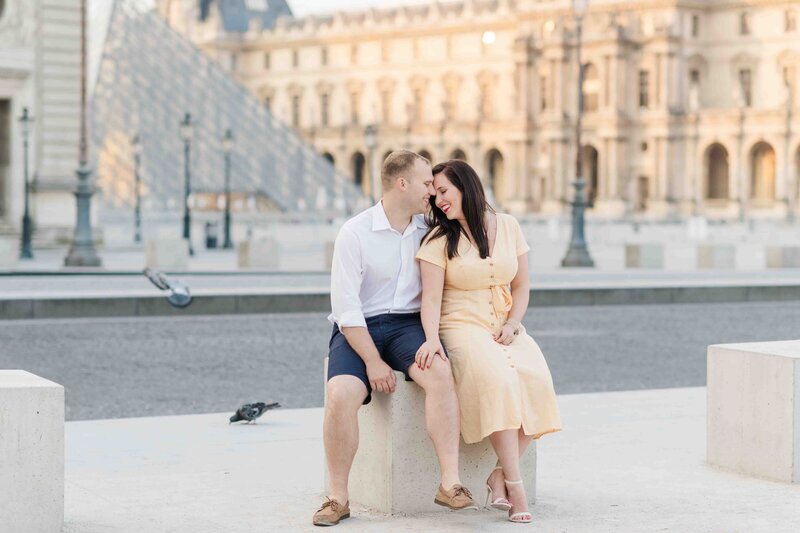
left=63, top=388, right=800, bottom=532
left=3, top=300, right=799, bottom=421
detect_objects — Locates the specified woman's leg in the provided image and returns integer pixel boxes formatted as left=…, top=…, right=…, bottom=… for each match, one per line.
left=488, top=428, right=535, bottom=500
left=489, top=429, right=530, bottom=515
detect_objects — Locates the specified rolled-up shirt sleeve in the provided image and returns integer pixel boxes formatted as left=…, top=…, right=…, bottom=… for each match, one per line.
left=329, top=226, right=367, bottom=329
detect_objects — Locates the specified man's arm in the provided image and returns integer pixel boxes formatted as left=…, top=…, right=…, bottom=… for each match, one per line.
left=330, top=227, right=397, bottom=393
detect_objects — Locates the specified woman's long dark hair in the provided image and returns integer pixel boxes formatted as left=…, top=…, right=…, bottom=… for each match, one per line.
left=424, top=159, right=494, bottom=260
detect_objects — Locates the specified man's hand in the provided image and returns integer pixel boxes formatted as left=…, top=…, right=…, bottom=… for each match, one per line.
left=367, top=358, right=397, bottom=394
left=415, top=339, right=447, bottom=370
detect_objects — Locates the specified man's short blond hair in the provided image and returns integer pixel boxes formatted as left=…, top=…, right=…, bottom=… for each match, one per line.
left=381, top=150, right=430, bottom=191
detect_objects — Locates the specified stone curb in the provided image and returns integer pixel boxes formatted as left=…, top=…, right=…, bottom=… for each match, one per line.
left=2, top=284, right=799, bottom=320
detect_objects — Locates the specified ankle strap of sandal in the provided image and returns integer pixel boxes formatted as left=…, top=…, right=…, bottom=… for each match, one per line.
left=504, top=479, right=524, bottom=485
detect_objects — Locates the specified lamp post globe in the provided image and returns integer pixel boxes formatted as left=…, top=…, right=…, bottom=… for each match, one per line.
left=222, top=128, right=234, bottom=249
left=180, top=113, right=194, bottom=256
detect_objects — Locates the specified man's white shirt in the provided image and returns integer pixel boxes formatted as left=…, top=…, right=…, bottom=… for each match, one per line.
left=328, top=201, right=428, bottom=329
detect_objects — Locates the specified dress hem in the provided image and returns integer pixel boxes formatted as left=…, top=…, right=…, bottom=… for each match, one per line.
left=463, top=425, right=562, bottom=445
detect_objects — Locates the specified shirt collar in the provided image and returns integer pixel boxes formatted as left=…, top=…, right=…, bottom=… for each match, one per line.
left=371, top=201, right=428, bottom=234
left=371, top=201, right=392, bottom=232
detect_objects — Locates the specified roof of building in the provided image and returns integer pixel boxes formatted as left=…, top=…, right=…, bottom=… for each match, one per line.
left=201, top=0, right=293, bottom=32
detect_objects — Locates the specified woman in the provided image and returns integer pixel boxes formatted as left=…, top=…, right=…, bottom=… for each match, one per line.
left=415, top=160, right=561, bottom=524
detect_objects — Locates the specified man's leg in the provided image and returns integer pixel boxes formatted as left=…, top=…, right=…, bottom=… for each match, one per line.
left=324, top=375, right=369, bottom=504
left=408, top=357, right=462, bottom=490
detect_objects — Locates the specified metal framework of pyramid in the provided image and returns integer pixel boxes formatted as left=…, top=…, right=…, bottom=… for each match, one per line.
left=91, top=0, right=365, bottom=217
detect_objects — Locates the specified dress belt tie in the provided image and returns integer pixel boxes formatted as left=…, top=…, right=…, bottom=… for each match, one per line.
left=490, top=284, right=513, bottom=318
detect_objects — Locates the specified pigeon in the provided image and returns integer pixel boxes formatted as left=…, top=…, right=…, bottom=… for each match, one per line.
left=143, top=267, right=193, bottom=308
left=229, top=402, right=281, bottom=424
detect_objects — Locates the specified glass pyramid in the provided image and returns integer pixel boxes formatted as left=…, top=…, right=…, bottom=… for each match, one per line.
left=91, top=0, right=365, bottom=218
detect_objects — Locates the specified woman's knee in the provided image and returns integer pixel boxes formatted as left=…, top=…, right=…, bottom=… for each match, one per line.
left=417, top=357, right=455, bottom=389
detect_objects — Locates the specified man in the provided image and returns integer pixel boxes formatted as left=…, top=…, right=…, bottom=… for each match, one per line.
left=313, top=151, right=476, bottom=526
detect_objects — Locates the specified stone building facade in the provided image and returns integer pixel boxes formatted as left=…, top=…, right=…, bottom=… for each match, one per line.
left=0, top=0, right=82, bottom=238
left=159, top=0, right=800, bottom=219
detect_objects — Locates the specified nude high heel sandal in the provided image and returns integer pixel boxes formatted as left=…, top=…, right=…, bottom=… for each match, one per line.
left=503, top=479, right=532, bottom=523
left=484, top=466, right=512, bottom=511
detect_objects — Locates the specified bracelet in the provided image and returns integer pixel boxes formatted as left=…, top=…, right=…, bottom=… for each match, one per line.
left=505, top=320, right=521, bottom=335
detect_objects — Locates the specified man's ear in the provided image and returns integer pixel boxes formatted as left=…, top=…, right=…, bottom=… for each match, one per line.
left=398, top=177, right=407, bottom=190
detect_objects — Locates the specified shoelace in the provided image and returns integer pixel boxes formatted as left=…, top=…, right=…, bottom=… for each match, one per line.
left=453, top=486, right=473, bottom=499
left=318, top=498, right=341, bottom=513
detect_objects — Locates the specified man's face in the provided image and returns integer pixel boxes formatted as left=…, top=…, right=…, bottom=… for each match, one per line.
left=403, top=158, right=435, bottom=215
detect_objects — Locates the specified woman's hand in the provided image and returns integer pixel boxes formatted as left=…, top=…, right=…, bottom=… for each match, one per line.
left=493, top=322, right=518, bottom=345
left=415, top=339, right=447, bottom=370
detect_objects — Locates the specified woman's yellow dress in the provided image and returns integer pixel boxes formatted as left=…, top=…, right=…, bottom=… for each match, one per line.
left=416, top=213, right=561, bottom=444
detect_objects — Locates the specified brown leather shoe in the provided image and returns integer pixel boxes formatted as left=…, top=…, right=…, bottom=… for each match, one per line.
left=434, top=484, right=478, bottom=510
left=313, top=497, right=350, bottom=527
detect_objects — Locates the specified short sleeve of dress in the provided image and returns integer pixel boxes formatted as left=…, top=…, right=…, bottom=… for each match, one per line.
left=416, top=234, right=448, bottom=269
left=510, top=215, right=530, bottom=256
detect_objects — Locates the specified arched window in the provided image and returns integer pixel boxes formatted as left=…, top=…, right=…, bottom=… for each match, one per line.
left=350, top=152, right=366, bottom=187
left=582, top=145, right=599, bottom=206
left=419, top=149, right=432, bottom=162
left=704, top=144, right=729, bottom=200
left=322, top=152, right=335, bottom=166
left=450, top=149, right=467, bottom=161
left=582, top=63, right=600, bottom=112
left=750, top=142, right=776, bottom=201
left=485, top=149, right=504, bottom=198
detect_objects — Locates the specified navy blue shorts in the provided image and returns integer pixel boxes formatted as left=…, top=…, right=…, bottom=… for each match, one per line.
left=327, top=312, right=425, bottom=404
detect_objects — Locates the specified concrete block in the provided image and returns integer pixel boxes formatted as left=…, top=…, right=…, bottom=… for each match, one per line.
left=735, top=243, right=765, bottom=270
left=625, top=244, right=664, bottom=269
left=237, top=239, right=279, bottom=269
left=707, top=340, right=800, bottom=483
left=324, top=364, right=536, bottom=514
left=145, top=239, right=189, bottom=270
left=697, top=245, right=736, bottom=269
left=766, top=247, right=800, bottom=268
left=0, top=371, right=65, bottom=532
left=0, top=238, right=18, bottom=269
left=663, top=243, right=697, bottom=271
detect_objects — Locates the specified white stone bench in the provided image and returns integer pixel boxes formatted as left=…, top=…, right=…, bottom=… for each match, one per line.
left=324, top=363, right=536, bottom=514
left=0, top=370, right=65, bottom=532
left=237, top=238, right=280, bottom=269
left=0, top=238, right=18, bottom=269
left=625, top=244, right=664, bottom=269
left=145, top=238, right=189, bottom=270
left=707, top=340, right=800, bottom=483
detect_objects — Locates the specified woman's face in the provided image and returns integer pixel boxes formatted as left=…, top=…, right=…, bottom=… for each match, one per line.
left=433, top=172, right=464, bottom=221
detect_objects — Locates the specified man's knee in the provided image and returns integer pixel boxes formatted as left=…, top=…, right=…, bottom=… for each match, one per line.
left=326, top=375, right=368, bottom=414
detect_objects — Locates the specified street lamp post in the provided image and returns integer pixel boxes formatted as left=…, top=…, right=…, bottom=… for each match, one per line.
left=561, top=0, right=594, bottom=267
left=180, top=113, right=194, bottom=256
left=18, top=107, right=33, bottom=260
left=64, top=0, right=101, bottom=267
left=132, top=134, right=143, bottom=243
left=689, top=81, right=701, bottom=216
left=364, top=124, right=378, bottom=201
left=222, top=128, right=234, bottom=249
left=734, top=88, right=747, bottom=223
left=783, top=81, right=794, bottom=222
